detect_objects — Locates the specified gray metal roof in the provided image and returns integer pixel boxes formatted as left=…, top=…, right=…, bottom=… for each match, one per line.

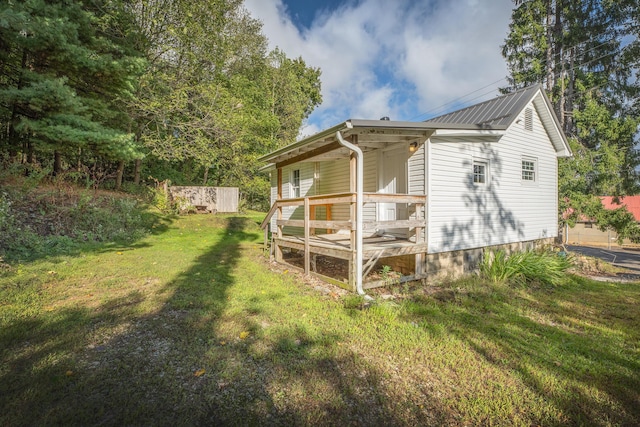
left=259, top=83, right=571, bottom=167
left=424, top=84, right=543, bottom=129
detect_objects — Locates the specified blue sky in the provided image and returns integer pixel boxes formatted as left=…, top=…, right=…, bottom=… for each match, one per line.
left=243, top=0, right=515, bottom=138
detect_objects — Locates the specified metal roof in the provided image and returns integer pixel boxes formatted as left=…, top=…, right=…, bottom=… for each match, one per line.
left=259, top=84, right=571, bottom=167
left=424, top=84, right=543, bottom=129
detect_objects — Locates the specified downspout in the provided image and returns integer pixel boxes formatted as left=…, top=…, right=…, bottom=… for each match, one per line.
left=336, top=130, right=365, bottom=295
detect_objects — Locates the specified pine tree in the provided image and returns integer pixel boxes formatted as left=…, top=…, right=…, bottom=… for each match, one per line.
left=502, top=0, right=640, bottom=238
left=0, top=0, right=144, bottom=173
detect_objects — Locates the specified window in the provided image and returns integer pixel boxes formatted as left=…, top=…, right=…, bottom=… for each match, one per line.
left=473, top=160, right=488, bottom=184
left=291, top=169, right=300, bottom=198
left=521, top=158, right=537, bottom=182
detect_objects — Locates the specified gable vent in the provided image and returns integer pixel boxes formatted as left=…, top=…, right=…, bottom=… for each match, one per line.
left=524, top=108, right=533, bottom=131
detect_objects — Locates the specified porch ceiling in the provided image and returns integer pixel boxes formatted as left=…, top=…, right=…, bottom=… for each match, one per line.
left=260, top=119, right=444, bottom=168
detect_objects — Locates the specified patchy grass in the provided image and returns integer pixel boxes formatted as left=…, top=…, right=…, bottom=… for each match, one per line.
left=1, top=213, right=639, bottom=426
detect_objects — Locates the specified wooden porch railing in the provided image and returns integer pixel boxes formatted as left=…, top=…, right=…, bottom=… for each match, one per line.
left=261, top=192, right=427, bottom=277
left=261, top=193, right=426, bottom=232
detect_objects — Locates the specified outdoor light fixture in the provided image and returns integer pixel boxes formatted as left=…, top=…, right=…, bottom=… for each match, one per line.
left=409, top=141, right=418, bottom=152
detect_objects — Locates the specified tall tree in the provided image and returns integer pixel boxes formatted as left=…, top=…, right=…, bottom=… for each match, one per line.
left=0, top=0, right=144, bottom=173
left=127, top=0, right=321, bottom=207
left=502, top=0, right=640, bottom=237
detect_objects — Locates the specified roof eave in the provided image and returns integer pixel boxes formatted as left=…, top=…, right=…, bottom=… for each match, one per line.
left=258, top=121, right=351, bottom=164
left=259, top=119, right=506, bottom=165
left=532, top=89, right=573, bottom=158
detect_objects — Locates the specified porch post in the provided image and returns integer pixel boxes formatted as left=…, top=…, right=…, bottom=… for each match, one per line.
left=415, top=201, right=424, bottom=276
left=304, top=197, right=310, bottom=275
left=275, top=168, right=283, bottom=262
left=349, top=148, right=357, bottom=290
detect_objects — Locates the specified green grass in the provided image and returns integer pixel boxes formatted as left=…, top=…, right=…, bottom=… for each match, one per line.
left=1, top=212, right=639, bottom=426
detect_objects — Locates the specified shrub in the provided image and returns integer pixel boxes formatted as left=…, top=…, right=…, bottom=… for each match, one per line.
left=480, top=249, right=572, bottom=286
left=0, top=187, right=157, bottom=261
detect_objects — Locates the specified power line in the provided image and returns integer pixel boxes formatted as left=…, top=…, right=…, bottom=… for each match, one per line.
left=411, top=33, right=632, bottom=122
left=408, top=77, right=506, bottom=121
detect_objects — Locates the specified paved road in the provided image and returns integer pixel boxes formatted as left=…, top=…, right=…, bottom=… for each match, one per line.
left=567, top=245, right=640, bottom=273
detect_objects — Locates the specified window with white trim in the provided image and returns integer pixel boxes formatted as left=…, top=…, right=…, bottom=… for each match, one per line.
left=521, top=158, right=537, bottom=182
left=291, top=169, right=301, bottom=198
left=473, top=160, right=488, bottom=185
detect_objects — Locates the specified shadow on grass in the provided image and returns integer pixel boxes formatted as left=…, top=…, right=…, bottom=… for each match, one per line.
left=0, top=216, right=446, bottom=425
left=406, top=279, right=640, bottom=426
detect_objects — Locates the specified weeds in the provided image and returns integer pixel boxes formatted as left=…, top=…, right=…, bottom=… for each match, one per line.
left=0, top=186, right=158, bottom=261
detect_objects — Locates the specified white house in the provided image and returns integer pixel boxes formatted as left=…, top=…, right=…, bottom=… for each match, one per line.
left=260, top=84, right=572, bottom=293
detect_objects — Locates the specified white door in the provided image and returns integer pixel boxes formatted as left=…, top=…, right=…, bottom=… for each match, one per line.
left=379, top=147, right=408, bottom=235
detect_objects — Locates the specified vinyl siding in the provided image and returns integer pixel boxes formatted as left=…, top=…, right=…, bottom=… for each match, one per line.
left=271, top=162, right=316, bottom=234
left=408, top=143, right=425, bottom=195
left=408, top=143, right=426, bottom=241
left=319, top=158, right=350, bottom=221
left=363, top=151, right=378, bottom=222
left=428, top=100, right=559, bottom=253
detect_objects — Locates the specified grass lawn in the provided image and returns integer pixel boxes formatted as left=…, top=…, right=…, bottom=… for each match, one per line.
left=1, top=212, right=639, bottom=426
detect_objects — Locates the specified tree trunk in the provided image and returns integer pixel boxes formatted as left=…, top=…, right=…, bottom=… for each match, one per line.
left=566, top=46, right=575, bottom=134
left=553, top=0, right=563, bottom=121
left=134, top=158, right=142, bottom=185
left=546, top=0, right=554, bottom=93
left=202, top=167, right=209, bottom=186
left=8, top=50, right=28, bottom=161
left=115, top=159, right=125, bottom=190
left=53, top=150, right=62, bottom=175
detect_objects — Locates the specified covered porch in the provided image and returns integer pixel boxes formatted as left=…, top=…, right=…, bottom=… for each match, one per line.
left=259, top=119, right=438, bottom=292
left=261, top=192, right=428, bottom=290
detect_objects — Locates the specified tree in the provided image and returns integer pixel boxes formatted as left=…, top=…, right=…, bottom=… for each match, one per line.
left=127, top=0, right=321, bottom=208
left=0, top=0, right=144, bottom=174
left=503, top=0, right=640, bottom=237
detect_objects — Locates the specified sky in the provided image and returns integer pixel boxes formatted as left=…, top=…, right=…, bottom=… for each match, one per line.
left=243, top=0, right=516, bottom=138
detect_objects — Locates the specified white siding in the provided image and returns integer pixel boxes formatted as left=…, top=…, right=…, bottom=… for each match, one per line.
left=272, top=162, right=316, bottom=234
left=428, top=101, right=559, bottom=253
left=270, top=172, right=277, bottom=231
left=408, top=143, right=427, bottom=241
left=408, top=143, right=425, bottom=195
left=363, top=151, right=378, bottom=222
left=319, top=158, right=350, bottom=221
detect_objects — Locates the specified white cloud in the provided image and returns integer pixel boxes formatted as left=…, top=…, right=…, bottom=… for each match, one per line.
left=243, top=0, right=514, bottom=131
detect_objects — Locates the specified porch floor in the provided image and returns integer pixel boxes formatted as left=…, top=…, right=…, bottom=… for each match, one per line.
left=274, top=233, right=428, bottom=260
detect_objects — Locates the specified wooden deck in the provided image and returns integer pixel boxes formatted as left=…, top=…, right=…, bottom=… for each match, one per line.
left=262, top=192, right=429, bottom=291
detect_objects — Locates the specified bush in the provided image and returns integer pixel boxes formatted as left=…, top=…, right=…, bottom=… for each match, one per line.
left=0, top=186, right=157, bottom=261
left=480, top=249, right=572, bottom=286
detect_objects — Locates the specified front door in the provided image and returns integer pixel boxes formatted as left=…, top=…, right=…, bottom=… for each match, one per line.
left=378, top=146, right=408, bottom=236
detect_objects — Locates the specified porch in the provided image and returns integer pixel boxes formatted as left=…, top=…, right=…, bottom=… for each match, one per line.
left=260, top=192, right=428, bottom=290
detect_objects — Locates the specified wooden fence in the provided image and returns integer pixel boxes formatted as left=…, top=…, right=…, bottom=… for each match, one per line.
left=169, top=186, right=239, bottom=213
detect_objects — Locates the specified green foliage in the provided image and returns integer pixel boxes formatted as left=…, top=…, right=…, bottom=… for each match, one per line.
left=503, top=0, right=640, bottom=237
left=129, top=0, right=321, bottom=200
left=151, top=187, right=178, bottom=215
left=1, top=0, right=322, bottom=199
left=0, top=0, right=145, bottom=166
left=0, top=187, right=155, bottom=260
left=480, top=249, right=573, bottom=286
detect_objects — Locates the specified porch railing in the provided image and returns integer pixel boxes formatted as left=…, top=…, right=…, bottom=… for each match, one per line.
left=261, top=193, right=426, bottom=275
left=261, top=192, right=426, bottom=235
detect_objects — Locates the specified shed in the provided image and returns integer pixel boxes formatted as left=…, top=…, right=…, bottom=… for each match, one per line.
left=169, top=186, right=239, bottom=213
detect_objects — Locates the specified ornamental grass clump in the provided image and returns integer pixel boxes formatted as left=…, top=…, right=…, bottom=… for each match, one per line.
left=480, top=249, right=572, bottom=286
